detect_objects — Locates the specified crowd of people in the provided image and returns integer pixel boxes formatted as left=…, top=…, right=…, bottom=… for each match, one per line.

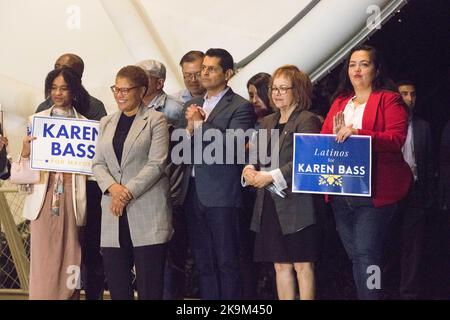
left=1, top=44, right=448, bottom=300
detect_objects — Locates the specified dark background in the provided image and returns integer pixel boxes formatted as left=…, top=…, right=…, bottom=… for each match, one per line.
left=314, top=0, right=450, bottom=300
left=318, top=0, right=450, bottom=149
left=183, top=0, right=450, bottom=300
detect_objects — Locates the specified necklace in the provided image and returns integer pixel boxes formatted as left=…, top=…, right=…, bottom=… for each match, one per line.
left=353, top=96, right=368, bottom=107
left=51, top=106, right=75, bottom=118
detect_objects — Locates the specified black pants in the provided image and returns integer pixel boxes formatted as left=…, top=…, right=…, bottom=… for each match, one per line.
left=185, top=179, right=241, bottom=300
left=81, top=181, right=105, bottom=300
left=102, top=210, right=167, bottom=300
left=163, top=205, right=187, bottom=299
left=239, top=188, right=258, bottom=299
left=384, top=184, right=427, bottom=299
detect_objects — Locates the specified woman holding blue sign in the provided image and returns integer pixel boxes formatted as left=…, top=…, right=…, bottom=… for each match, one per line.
left=321, top=45, right=412, bottom=300
left=242, top=65, right=322, bottom=300
left=92, top=66, right=171, bottom=300
left=21, top=67, right=90, bottom=299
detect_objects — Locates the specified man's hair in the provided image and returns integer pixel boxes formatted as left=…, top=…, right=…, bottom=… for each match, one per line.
left=55, top=54, right=84, bottom=78
left=179, top=51, right=204, bottom=66
left=204, top=48, right=234, bottom=72
left=135, top=60, right=166, bottom=80
left=397, top=80, right=416, bottom=89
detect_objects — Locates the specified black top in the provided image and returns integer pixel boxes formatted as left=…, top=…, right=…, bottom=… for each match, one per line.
left=113, top=113, right=136, bottom=165
left=277, top=122, right=286, bottom=132
left=261, top=122, right=286, bottom=169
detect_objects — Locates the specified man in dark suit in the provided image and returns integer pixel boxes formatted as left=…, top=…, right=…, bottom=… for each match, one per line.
left=36, top=53, right=107, bottom=300
left=178, top=48, right=256, bottom=299
left=385, top=81, right=435, bottom=299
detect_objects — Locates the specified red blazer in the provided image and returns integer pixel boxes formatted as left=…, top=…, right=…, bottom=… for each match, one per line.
left=321, top=90, right=412, bottom=207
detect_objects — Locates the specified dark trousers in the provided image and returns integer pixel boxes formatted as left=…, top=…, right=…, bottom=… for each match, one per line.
left=239, top=205, right=258, bottom=300
left=163, top=205, right=187, bottom=300
left=185, top=179, right=241, bottom=300
left=384, top=184, right=427, bottom=299
left=101, top=211, right=167, bottom=300
left=332, top=196, right=395, bottom=300
left=80, top=181, right=105, bottom=300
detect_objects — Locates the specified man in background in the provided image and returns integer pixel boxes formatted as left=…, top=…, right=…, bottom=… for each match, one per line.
left=385, top=80, right=434, bottom=299
left=174, top=51, right=206, bottom=103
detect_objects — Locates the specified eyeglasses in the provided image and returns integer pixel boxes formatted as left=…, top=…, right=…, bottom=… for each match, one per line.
left=182, top=72, right=201, bottom=80
left=110, top=85, right=140, bottom=95
left=270, top=86, right=293, bottom=95
left=201, top=65, right=221, bottom=74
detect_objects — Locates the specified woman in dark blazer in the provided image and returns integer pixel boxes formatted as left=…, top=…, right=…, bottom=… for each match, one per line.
left=242, top=65, right=322, bottom=300
left=92, top=66, right=172, bottom=300
left=321, top=45, right=412, bottom=300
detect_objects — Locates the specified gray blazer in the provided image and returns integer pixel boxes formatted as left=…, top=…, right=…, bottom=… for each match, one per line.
left=92, top=106, right=172, bottom=248
left=251, top=109, right=322, bottom=235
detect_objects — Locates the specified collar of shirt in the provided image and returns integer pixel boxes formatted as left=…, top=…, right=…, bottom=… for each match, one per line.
left=402, top=121, right=417, bottom=180
left=180, top=89, right=193, bottom=103
left=146, top=92, right=166, bottom=111
left=202, top=87, right=230, bottom=119
left=204, top=86, right=230, bottom=102
left=343, top=96, right=367, bottom=130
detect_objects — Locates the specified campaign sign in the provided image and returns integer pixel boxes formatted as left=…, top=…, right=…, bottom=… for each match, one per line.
left=31, top=116, right=99, bottom=175
left=292, top=134, right=371, bottom=196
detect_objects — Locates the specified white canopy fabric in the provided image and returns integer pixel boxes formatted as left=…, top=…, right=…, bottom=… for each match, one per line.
left=0, top=0, right=405, bottom=156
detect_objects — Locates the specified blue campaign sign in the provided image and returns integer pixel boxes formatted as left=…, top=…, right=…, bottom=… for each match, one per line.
left=292, top=134, right=372, bottom=197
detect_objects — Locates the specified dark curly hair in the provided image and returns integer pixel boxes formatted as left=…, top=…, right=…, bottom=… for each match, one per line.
left=44, top=67, right=90, bottom=117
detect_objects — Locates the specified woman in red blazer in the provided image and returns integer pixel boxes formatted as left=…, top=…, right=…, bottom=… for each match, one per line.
left=321, top=45, right=412, bottom=300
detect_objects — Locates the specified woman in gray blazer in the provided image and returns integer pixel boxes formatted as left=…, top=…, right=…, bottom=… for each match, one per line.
left=92, top=66, right=172, bottom=300
left=242, top=65, right=322, bottom=300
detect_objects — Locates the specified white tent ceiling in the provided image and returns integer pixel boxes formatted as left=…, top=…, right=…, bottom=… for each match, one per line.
left=0, top=0, right=406, bottom=156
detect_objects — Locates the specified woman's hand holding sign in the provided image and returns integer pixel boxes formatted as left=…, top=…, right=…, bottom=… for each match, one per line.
left=335, top=124, right=358, bottom=143
left=333, top=111, right=358, bottom=143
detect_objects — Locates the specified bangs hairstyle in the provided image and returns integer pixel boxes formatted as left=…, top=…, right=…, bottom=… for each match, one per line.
left=44, top=67, right=90, bottom=117
left=116, top=65, right=149, bottom=95
left=270, top=65, right=312, bottom=111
